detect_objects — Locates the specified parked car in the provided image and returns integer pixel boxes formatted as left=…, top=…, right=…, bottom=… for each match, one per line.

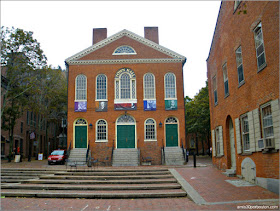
left=48, top=149, right=67, bottom=165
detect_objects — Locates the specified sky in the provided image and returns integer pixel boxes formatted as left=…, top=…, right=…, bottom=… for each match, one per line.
left=1, top=1, right=221, bottom=98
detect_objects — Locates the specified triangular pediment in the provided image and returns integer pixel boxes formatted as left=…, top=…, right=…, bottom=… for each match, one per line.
left=65, top=29, right=186, bottom=65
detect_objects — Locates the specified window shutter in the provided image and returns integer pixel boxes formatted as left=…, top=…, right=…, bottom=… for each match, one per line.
left=271, top=99, right=280, bottom=150
left=219, top=126, right=224, bottom=156
left=235, top=118, right=242, bottom=154
left=248, top=111, right=256, bottom=152
left=253, top=108, right=262, bottom=151
left=211, top=130, right=216, bottom=157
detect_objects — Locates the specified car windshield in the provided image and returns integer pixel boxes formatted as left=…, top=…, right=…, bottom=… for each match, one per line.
left=51, top=151, right=64, bottom=155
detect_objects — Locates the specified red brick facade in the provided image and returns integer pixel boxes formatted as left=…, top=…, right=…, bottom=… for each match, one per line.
left=66, top=27, right=186, bottom=165
left=207, top=1, right=279, bottom=187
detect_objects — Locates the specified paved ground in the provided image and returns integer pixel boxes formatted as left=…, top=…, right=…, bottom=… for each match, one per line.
left=1, top=156, right=279, bottom=211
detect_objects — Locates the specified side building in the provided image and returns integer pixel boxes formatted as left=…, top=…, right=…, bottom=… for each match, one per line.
left=207, top=1, right=279, bottom=194
left=65, top=27, right=186, bottom=166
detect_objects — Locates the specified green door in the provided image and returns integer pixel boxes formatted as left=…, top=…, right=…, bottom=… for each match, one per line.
left=75, top=126, right=87, bottom=148
left=166, top=124, right=178, bottom=147
left=117, top=125, right=135, bottom=148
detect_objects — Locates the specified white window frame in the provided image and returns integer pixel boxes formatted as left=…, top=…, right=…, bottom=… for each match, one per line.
left=222, top=63, right=229, bottom=97
left=115, top=71, right=136, bottom=103
left=96, top=74, right=107, bottom=101
left=260, top=102, right=274, bottom=139
left=96, top=119, right=108, bottom=142
left=75, top=74, right=87, bottom=101
left=143, top=73, right=156, bottom=100
left=254, top=22, right=267, bottom=72
left=235, top=46, right=245, bottom=86
left=112, top=45, right=137, bottom=55
left=144, top=118, right=157, bottom=141
left=164, top=72, right=177, bottom=100
left=215, top=127, right=220, bottom=156
left=213, top=75, right=218, bottom=105
left=240, top=114, right=250, bottom=152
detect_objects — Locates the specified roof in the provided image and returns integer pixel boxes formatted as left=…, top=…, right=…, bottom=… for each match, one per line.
left=65, top=29, right=186, bottom=65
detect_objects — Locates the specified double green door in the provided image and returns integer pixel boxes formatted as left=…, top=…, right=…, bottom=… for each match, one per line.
left=117, top=125, right=135, bottom=148
left=166, top=124, right=178, bottom=147
left=75, top=126, right=87, bottom=148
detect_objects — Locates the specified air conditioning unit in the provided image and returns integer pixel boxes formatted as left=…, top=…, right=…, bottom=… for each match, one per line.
left=264, top=138, right=275, bottom=149
left=258, top=139, right=264, bottom=149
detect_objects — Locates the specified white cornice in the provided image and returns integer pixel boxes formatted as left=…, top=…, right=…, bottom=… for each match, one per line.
left=67, top=58, right=185, bottom=65
left=65, top=29, right=186, bottom=64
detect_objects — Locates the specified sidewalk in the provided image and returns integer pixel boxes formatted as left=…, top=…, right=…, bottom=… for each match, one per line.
left=1, top=156, right=279, bottom=210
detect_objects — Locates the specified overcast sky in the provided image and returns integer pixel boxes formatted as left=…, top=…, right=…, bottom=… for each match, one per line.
left=1, top=1, right=221, bottom=98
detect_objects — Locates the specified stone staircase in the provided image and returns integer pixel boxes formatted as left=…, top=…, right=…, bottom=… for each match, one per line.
left=1, top=168, right=187, bottom=199
left=68, top=148, right=89, bottom=166
left=222, top=168, right=236, bottom=177
left=112, top=148, right=139, bottom=166
left=164, top=147, right=185, bottom=165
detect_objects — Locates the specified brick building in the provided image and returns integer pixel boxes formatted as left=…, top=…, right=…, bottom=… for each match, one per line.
left=65, top=27, right=186, bottom=165
left=207, top=1, right=279, bottom=193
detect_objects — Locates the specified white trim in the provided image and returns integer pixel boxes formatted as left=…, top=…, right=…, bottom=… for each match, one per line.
left=95, top=119, right=108, bottom=142
left=95, top=74, right=108, bottom=101
left=143, top=73, right=156, bottom=100
left=114, top=70, right=137, bottom=101
left=144, top=118, right=157, bottom=141
left=65, top=29, right=186, bottom=63
left=75, top=74, right=87, bottom=101
left=164, top=116, right=180, bottom=147
left=112, top=45, right=137, bottom=55
left=73, top=118, right=88, bottom=149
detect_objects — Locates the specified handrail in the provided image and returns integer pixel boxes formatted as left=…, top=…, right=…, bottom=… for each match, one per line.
left=181, top=141, right=186, bottom=161
left=111, top=140, right=114, bottom=166
left=162, top=146, right=165, bottom=165
left=86, top=143, right=90, bottom=164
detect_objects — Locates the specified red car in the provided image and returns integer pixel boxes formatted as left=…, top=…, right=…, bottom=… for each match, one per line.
left=48, top=150, right=67, bottom=165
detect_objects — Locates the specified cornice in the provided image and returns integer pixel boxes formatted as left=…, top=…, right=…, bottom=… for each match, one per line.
left=67, top=58, right=185, bottom=65
left=65, top=29, right=186, bottom=64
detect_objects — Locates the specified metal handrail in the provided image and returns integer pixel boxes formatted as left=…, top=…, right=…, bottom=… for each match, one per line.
left=86, top=143, right=90, bottom=164
left=162, top=146, right=165, bottom=165
left=111, top=140, right=114, bottom=166
left=181, top=142, right=186, bottom=161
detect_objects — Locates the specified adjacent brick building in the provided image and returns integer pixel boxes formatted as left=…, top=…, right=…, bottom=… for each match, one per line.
left=65, top=27, right=186, bottom=165
left=207, top=1, right=279, bottom=193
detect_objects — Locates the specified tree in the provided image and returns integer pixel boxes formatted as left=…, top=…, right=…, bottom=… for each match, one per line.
left=185, top=81, right=210, bottom=155
left=1, top=26, right=47, bottom=161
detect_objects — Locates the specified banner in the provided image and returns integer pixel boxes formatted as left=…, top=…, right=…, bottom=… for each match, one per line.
left=144, top=100, right=156, bottom=111
left=96, top=101, right=108, bottom=112
left=75, top=101, right=87, bottom=112
left=30, top=132, right=35, bottom=140
left=165, top=100, right=177, bottom=110
left=114, top=103, right=137, bottom=110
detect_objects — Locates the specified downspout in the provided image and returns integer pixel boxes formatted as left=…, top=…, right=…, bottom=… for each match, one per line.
left=64, top=61, right=69, bottom=150
left=182, top=57, right=187, bottom=159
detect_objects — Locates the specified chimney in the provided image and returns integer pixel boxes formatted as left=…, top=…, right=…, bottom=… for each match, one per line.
left=92, top=28, right=107, bottom=45
left=144, top=27, right=159, bottom=44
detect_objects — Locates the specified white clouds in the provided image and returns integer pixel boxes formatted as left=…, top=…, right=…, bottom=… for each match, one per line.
left=1, top=1, right=220, bottom=97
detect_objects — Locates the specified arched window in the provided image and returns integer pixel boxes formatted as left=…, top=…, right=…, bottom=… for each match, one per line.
left=96, top=119, right=107, bottom=141
left=115, top=68, right=136, bottom=100
left=145, top=119, right=156, bottom=141
left=96, top=74, right=107, bottom=100
left=143, top=73, right=155, bottom=99
left=75, top=74, right=87, bottom=101
left=164, top=73, right=176, bottom=99
left=113, top=45, right=136, bottom=55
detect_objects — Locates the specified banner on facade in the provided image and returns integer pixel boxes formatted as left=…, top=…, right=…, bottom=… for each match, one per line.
left=165, top=100, right=177, bottom=110
left=114, top=103, right=137, bottom=110
left=75, top=101, right=87, bottom=112
left=96, top=101, right=108, bottom=112
left=30, top=132, right=35, bottom=140
left=144, top=100, right=156, bottom=111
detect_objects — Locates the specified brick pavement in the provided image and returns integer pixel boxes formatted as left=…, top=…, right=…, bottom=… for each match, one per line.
left=1, top=156, right=279, bottom=210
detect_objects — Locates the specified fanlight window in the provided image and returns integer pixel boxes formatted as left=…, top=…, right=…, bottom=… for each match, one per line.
left=117, top=115, right=135, bottom=123
left=165, top=117, right=177, bottom=124
left=113, top=45, right=136, bottom=55
left=75, top=119, right=87, bottom=125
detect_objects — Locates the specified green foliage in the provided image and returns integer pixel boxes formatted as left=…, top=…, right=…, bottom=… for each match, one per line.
left=185, top=82, right=210, bottom=138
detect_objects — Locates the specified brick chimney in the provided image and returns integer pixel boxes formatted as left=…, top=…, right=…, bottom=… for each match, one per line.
left=144, top=27, right=159, bottom=44
left=92, top=28, right=107, bottom=45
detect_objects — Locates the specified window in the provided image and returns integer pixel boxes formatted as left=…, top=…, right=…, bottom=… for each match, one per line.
left=222, top=63, right=229, bottom=97
left=30, top=111, right=33, bottom=126
left=115, top=68, right=136, bottom=101
left=164, top=73, right=176, bottom=99
left=241, top=115, right=250, bottom=151
left=143, top=73, right=155, bottom=99
left=20, top=122, right=23, bottom=134
left=261, top=104, right=274, bottom=139
left=145, top=119, right=156, bottom=141
left=75, top=74, right=87, bottom=101
left=27, top=111, right=29, bottom=125
left=96, top=74, right=107, bottom=100
left=235, top=46, right=245, bottom=85
left=96, top=120, right=107, bottom=141
left=215, top=128, right=220, bottom=155
left=213, top=76, right=218, bottom=105
left=254, top=22, right=266, bottom=71
left=113, top=45, right=136, bottom=55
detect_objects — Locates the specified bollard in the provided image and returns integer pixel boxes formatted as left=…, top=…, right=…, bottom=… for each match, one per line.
left=193, top=153, right=196, bottom=168
left=186, top=151, right=189, bottom=162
